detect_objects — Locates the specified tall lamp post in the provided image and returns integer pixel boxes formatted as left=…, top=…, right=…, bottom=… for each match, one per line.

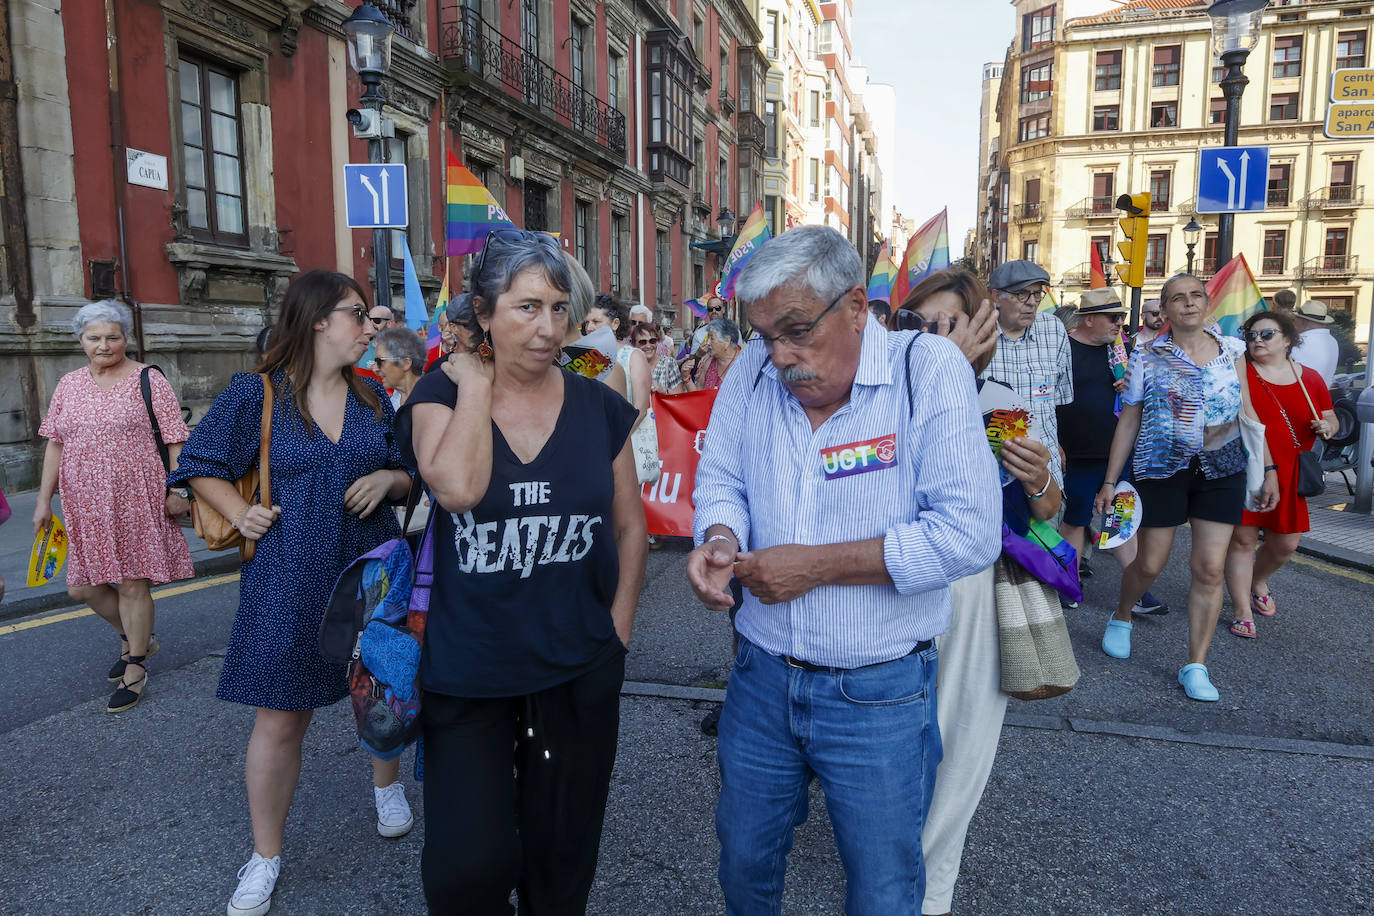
left=1208, top=0, right=1267, bottom=266
left=343, top=2, right=396, bottom=312
left=1183, top=217, right=1204, bottom=274
left=689, top=206, right=739, bottom=275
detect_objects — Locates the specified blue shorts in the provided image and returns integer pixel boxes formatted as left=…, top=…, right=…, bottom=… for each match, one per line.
left=1063, top=461, right=1109, bottom=528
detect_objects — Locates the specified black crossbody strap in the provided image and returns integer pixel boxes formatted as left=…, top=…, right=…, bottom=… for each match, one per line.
left=139, top=366, right=171, bottom=475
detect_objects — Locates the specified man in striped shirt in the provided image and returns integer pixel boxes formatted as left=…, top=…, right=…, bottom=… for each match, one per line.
left=688, top=226, right=1002, bottom=913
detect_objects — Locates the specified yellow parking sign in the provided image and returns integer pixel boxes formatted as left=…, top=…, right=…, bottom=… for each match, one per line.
left=1325, top=103, right=1374, bottom=138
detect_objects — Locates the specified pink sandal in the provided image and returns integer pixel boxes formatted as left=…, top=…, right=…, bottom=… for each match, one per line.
left=1229, top=619, right=1257, bottom=639
left=1251, top=592, right=1277, bottom=618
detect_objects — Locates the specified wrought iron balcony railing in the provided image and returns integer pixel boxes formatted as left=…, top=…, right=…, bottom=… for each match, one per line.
left=1298, top=254, right=1358, bottom=278
left=1260, top=256, right=1286, bottom=275
left=1067, top=195, right=1117, bottom=218
left=1267, top=189, right=1291, bottom=207
left=439, top=6, right=626, bottom=158
left=1061, top=261, right=1091, bottom=286
left=1306, top=185, right=1363, bottom=208
left=1013, top=202, right=1042, bottom=222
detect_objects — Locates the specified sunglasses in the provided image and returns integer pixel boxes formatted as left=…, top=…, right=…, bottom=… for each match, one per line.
left=367, top=316, right=388, bottom=326
left=894, top=309, right=932, bottom=333
left=471, top=229, right=561, bottom=286
left=1243, top=328, right=1280, bottom=343
left=332, top=304, right=368, bottom=326
left=707, top=305, right=725, bottom=313
left=371, top=356, right=399, bottom=368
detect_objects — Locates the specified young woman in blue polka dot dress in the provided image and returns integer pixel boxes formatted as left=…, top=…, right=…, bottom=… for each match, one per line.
left=171, top=271, right=414, bottom=916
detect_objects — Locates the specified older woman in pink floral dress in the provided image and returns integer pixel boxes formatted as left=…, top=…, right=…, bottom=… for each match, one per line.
left=34, top=300, right=194, bottom=713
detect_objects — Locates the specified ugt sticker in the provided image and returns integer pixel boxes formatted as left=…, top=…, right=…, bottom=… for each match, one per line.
left=821, top=435, right=898, bottom=480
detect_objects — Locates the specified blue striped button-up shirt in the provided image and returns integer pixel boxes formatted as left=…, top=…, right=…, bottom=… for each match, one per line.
left=693, top=319, right=1002, bottom=668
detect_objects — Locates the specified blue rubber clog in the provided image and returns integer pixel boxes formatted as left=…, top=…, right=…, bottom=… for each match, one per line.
left=1102, top=617, right=1133, bottom=659
left=1178, top=663, right=1220, bottom=702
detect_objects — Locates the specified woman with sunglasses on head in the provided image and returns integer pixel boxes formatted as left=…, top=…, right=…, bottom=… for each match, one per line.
left=1093, top=273, right=1278, bottom=701
left=396, top=229, right=646, bottom=914
left=1223, top=310, right=1335, bottom=638
left=170, top=270, right=415, bottom=916
left=583, top=294, right=652, bottom=432
left=891, top=268, right=1059, bottom=916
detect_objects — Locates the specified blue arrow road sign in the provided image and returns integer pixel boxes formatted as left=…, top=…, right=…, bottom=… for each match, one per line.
left=1197, top=146, right=1269, bottom=214
left=344, top=163, right=408, bottom=228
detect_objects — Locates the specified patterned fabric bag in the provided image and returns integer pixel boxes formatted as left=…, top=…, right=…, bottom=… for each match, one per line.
left=320, top=486, right=431, bottom=761
left=993, top=555, right=1080, bottom=701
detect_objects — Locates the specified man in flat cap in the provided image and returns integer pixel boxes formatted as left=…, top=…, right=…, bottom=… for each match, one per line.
left=1056, top=288, right=1167, bottom=613
left=979, top=259, right=1073, bottom=487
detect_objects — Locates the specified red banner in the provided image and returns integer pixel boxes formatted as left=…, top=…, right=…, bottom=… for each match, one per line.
left=642, top=389, right=717, bottom=537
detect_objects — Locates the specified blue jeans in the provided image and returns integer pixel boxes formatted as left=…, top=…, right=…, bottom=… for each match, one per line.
left=716, top=636, right=942, bottom=916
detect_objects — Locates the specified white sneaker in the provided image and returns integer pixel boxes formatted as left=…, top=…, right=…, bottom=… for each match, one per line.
left=228, top=853, right=279, bottom=916
left=374, top=781, right=414, bottom=838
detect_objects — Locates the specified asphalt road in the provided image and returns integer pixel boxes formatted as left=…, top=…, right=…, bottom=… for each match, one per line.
left=2, top=534, right=1371, bottom=914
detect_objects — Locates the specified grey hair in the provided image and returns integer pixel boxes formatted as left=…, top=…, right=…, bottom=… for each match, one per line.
left=470, top=233, right=571, bottom=320
left=1159, top=273, right=1208, bottom=307
left=734, top=225, right=863, bottom=308
left=375, top=327, right=426, bottom=376
left=705, top=317, right=741, bottom=348
left=562, top=251, right=593, bottom=329
left=72, top=299, right=132, bottom=337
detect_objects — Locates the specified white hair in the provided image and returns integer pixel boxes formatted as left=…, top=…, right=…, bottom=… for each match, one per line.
left=72, top=299, right=132, bottom=337
left=734, top=225, right=863, bottom=307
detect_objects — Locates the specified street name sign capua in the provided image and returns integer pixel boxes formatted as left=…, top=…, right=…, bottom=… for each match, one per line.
left=1325, top=104, right=1374, bottom=138
left=126, top=148, right=169, bottom=191
left=1331, top=68, right=1374, bottom=102
left=1196, top=146, right=1270, bottom=214
left=343, top=163, right=409, bottom=229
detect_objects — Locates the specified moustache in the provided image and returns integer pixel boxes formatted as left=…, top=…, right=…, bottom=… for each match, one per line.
left=778, top=365, right=819, bottom=384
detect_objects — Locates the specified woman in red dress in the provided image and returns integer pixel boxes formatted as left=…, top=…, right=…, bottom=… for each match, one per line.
left=1224, top=310, right=1336, bottom=638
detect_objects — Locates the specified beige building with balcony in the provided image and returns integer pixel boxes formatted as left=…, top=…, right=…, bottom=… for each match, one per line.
left=977, top=0, right=1374, bottom=341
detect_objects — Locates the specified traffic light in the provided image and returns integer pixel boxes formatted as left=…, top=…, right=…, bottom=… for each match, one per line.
left=1115, top=193, right=1151, bottom=288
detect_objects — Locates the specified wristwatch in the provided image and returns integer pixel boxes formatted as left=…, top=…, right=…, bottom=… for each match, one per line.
left=169, top=486, right=191, bottom=500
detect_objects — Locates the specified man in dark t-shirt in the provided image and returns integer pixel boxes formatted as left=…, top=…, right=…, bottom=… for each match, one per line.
left=1056, top=288, right=1167, bottom=614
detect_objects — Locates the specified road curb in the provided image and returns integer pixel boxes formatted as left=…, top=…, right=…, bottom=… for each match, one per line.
left=1295, top=539, right=1374, bottom=575
left=0, top=553, right=241, bottom=625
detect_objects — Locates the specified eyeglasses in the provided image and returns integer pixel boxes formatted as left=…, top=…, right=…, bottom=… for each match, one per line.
left=1000, top=287, right=1044, bottom=306
left=470, top=229, right=561, bottom=287
left=748, top=289, right=849, bottom=350
left=1243, top=328, right=1280, bottom=343
left=707, top=305, right=725, bottom=314
left=371, top=356, right=398, bottom=368
left=333, top=304, right=368, bottom=325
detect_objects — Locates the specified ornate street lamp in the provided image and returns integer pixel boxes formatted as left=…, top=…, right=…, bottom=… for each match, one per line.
left=343, top=2, right=396, bottom=311
left=1183, top=217, right=1204, bottom=274
left=1208, top=0, right=1267, bottom=265
left=716, top=206, right=737, bottom=239
left=343, top=2, right=394, bottom=102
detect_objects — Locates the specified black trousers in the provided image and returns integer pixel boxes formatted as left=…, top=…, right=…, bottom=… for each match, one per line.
left=420, top=652, right=625, bottom=915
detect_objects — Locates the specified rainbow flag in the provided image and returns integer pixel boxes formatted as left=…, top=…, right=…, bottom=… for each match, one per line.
left=891, top=208, right=950, bottom=308
left=719, top=202, right=771, bottom=301
left=1038, top=286, right=1058, bottom=313
left=401, top=238, right=428, bottom=332
left=684, top=298, right=708, bottom=319
left=867, top=242, right=898, bottom=304
left=1205, top=253, right=1266, bottom=338
left=1089, top=245, right=1108, bottom=290
left=446, top=151, right=516, bottom=256
left=426, top=269, right=449, bottom=368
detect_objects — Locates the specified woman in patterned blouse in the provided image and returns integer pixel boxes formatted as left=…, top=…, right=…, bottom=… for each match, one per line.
left=1093, top=274, right=1278, bottom=702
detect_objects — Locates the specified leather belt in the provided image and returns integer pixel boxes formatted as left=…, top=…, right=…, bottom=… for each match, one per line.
left=783, top=639, right=933, bottom=673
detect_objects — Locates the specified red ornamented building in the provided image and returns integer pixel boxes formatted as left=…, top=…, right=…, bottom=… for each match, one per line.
left=0, top=0, right=762, bottom=486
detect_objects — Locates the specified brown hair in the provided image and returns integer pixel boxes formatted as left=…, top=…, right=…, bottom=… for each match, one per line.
left=256, top=269, right=383, bottom=432
left=1241, top=308, right=1300, bottom=360
left=891, top=267, right=995, bottom=374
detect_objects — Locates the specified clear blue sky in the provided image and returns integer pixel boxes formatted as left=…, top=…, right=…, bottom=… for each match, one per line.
left=850, top=1, right=1014, bottom=250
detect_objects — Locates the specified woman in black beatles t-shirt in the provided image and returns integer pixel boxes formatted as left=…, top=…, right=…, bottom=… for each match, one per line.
left=398, top=229, right=644, bottom=915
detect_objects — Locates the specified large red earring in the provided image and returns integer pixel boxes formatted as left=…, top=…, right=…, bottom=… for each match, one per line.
left=477, top=332, right=494, bottom=364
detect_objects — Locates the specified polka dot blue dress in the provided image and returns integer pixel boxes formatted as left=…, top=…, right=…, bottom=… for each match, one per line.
left=171, top=372, right=404, bottom=710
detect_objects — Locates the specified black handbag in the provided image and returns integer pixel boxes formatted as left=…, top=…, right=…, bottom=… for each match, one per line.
left=1255, top=367, right=1325, bottom=499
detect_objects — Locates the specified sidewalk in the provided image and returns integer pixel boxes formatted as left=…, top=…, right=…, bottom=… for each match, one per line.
left=0, top=489, right=240, bottom=621
left=1300, top=470, right=1374, bottom=573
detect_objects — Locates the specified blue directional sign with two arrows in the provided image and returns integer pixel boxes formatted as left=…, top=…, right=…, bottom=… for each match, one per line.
left=344, top=163, right=408, bottom=229
left=1196, top=146, right=1269, bottom=214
